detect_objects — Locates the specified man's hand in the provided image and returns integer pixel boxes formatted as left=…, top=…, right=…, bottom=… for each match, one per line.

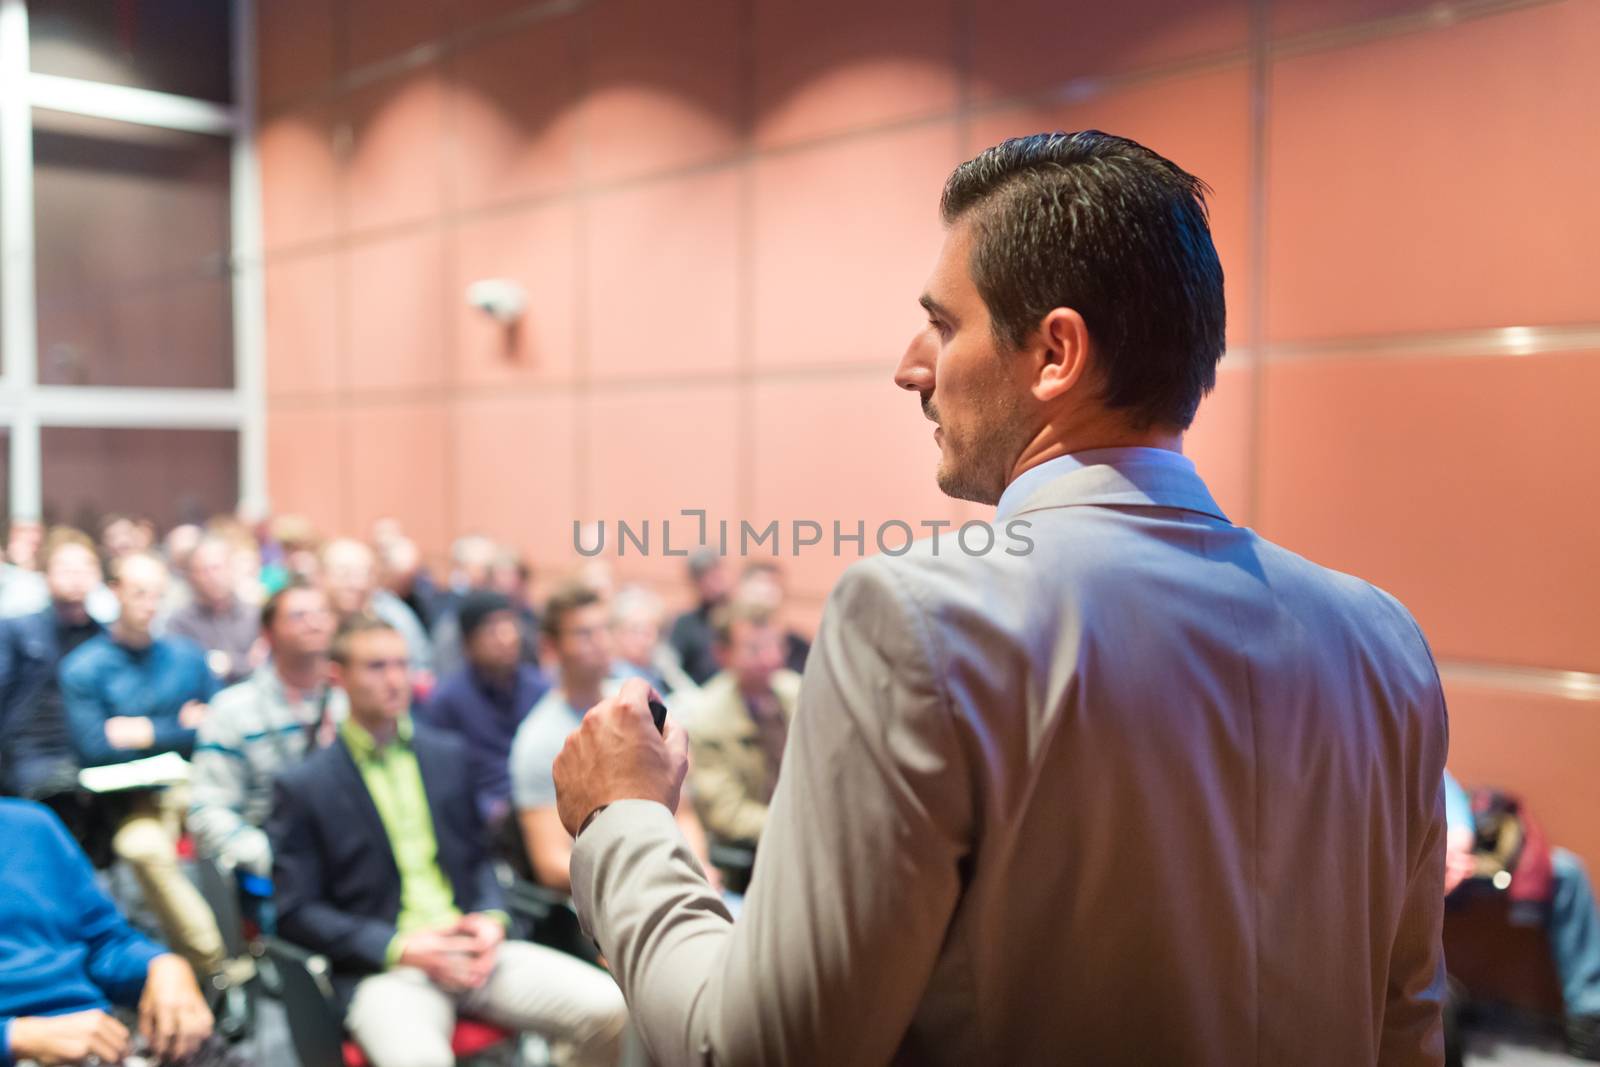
left=105, top=715, right=156, bottom=750
left=7, top=1010, right=130, bottom=1065
left=139, top=952, right=213, bottom=1062
left=455, top=912, right=506, bottom=957
left=554, top=678, right=689, bottom=838
left=397, top=928, right=491, bottom=993
left=178, top=700, right=210, bottom=730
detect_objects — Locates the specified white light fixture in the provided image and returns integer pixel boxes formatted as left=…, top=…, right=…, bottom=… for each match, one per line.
left=466, top=278, right=528, bottom=325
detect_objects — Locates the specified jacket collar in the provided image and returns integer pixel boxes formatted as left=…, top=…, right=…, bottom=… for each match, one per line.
left=1006, top=450, right=1230, bottom=524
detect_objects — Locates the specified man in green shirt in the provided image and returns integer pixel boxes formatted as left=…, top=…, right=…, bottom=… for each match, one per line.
left=269, top=614, right=627, bottom=1067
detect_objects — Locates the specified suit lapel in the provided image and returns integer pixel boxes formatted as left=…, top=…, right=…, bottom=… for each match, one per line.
left=330, top=740, right=399, bottom=878
left=410, top=733, right=459, bottom=881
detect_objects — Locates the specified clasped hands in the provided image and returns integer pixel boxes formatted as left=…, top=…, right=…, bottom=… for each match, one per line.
left=397, top=913, right=506, bottom=993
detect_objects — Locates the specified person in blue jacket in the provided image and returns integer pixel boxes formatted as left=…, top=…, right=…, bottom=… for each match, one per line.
left=60, top=550, right=227, bottom=978
left=0, top=797, right=212, bottom=1065
left=1445, top=770, right=1600, bottom=1059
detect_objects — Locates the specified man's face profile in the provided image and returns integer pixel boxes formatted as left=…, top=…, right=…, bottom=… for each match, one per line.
left=897, top=219, right=1034, bottom=507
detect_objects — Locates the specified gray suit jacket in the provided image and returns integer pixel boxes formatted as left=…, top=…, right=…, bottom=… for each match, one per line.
left=572, top=453, right=1449, bottom=1066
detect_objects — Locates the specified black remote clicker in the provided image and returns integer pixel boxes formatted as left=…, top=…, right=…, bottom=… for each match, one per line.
left=648, top=696, right=668, bottom=734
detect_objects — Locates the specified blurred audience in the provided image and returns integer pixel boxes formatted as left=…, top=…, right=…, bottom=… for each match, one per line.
left=5, top=518, right=43, bottom=571
left=686, top=597, right=801, bottom=849
left=0, top=527, right=119, bottom=624
left=0, top=797, right=213, bottom=1066
left=164, top=536, right=262, bottom=686
left=610, top=584, right=695, bottom=700
left=737, top=560, right=810, bottom=675
left=0, top=529, right=106, bottom=806
left=259, top=514, right=320, bottom=594
left=376, top=533, right=437, bottom=634
left=433, top=545, right=541, bottom=679
left=188, top=579, right=344, bottom=880
left=511, top=583, right=619, bottom=893
left=60, top=552, right=226, bottom=976
left=320, top=538, right=433, bottom=683
left=269, top=614, right=626, bottom=1067
left=420, top=590, right=548, bottom=830
left=1445, top=770, right=1600, bottom=1059
left=511, top=582, right=713, bottom=894
left=99, top=515, right=156, bottom=566
left=667, top=549, right=733, bottom=686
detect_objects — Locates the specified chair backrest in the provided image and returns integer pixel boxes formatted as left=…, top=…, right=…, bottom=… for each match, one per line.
left=262, top=939, right=346, bottom=1067
left=506, top=878, right=601, bottom=966
left=195, top=855, right=247, bottom=960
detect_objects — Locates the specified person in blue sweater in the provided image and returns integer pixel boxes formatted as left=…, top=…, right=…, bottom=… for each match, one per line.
left=0, top=797, right=212, bottom=1065
left=60, top=551, right=227, bottom=979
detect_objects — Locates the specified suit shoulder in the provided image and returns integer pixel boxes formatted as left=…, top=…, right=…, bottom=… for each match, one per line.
left=412, top=721, right=469, bottom=759
left=275, top=742, right=339, bottom=797
left=59, top=633, right=112, bottom=682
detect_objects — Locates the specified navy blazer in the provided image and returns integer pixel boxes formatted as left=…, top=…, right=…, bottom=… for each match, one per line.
left=267, top=722, right=505, bottom=1012
left=0, top=609, right=103, bottom=793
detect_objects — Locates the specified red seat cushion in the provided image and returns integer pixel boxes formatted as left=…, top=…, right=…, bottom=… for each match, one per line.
left=343, top=1019, right=513, bottom=1067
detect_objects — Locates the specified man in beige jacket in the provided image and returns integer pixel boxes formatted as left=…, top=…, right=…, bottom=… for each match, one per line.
left=685, top=598, right=802, bottom=850
left=553, top=131, right=1448, bottom=1066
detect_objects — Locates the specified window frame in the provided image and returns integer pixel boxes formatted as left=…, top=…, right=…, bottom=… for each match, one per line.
left=0, top=0, right=264, bottom=524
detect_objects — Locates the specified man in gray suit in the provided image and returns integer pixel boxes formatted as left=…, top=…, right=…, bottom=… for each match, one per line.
left=553, top=131, right=1449, bottom=1066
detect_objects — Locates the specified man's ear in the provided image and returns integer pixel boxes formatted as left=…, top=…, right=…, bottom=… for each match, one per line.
left=1033, top=307, right=1092, bottom=403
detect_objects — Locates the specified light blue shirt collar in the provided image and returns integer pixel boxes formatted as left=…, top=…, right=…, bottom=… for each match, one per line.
left=994, top=447, right=1199, bottom=522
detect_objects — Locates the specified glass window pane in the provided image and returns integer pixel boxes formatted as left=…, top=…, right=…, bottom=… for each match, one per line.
left=33, top=109, right=233, bottom=389
left=27, top=0, right=232, bottom=103
left=42, top=427, right=238, bottom=532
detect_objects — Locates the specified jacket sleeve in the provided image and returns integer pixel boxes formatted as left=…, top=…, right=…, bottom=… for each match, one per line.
left=22, top=800, right=166, bottom=1005
left=1379, top=618, right=1450, bottom=1066
left=0, top=621, right=18, bottom=738
left=268, top=772, right=396, bottom=971
left=62, top=654, right=124, bottom=767
left=187, top=708, right=271, bottom=876
left=571, top=558, right=973, bottom=1066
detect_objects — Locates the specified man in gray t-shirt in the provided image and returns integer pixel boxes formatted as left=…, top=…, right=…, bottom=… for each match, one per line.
left=509, top=582, right=713, bottom=894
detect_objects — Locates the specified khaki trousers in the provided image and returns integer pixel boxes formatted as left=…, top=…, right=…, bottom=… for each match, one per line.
left=111, top=786, right=226, bottom=976
left=345, top=940, right=628, bottom=1067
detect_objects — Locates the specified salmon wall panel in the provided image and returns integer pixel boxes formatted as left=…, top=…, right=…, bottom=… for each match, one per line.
left=586, top=169, right=743, bottom=383
left=971, top=0, right=1249, bottom=101
left=1266, top=1, right=1600, bottom=341
left=583, top=0, right=743, bottom=183
left=584, top=385, right=744, bottom=586
left=265, top=252, right=342, bottom=398
left=751, top=0, right=960, bottom=148
left=267, top=406, right=346, bottom=535
left=751, top=123, right=963, bottom=370
left=453, top=393, right=580, bottom=569
left=1258, top=349, right=1600, bottom=672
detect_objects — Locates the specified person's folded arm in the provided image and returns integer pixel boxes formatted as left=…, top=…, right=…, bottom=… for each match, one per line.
left=39, top=803, right=166, bottom=1006
left=62, top=659, right=128, bottom=767
left=187, top=716, right=270, bottom=874
left=572, top=558, right=973, bottom=1066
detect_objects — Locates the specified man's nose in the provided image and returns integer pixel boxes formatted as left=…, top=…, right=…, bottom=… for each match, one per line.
left=894, top=329, right=936, bottom=394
